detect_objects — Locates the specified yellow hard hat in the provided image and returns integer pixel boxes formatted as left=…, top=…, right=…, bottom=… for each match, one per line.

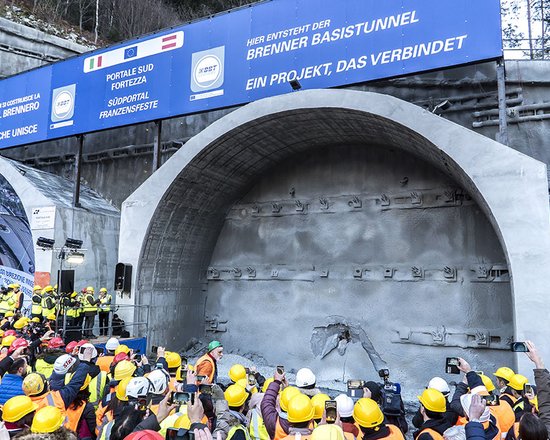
left=224, top=384, right=249, bottom=407
left=418, top=388, right=447, bottom=413
left=165, top=351, right=182, bottom=369
left=47, top=314, right=56, bottom=321
left=115, top=344, right=130, bottom=355
left=280, top=386, right=301, bottom=412
left=312, top=424, right=345, bottom=440
left=13, top=318, right=27, bottom=330
left=33, top=285, right=42, bottom=291
left=229, top=364, right=247, bottom=382
left=43, top=286, right=53, bottom=293
left=3, top=395, right=38, bottom=422
left=0, top=330, right=4, bottom=337
left=287, top=393, right=314, bottom=423
left=116, top=377, right=132, bottom=401
left=173, top=413, right=191, bottom=429
left=114, top=360, right=136, bottom=381
left=262, top=377, right=275, bottom=393
left=508, top=374, right=529, bottom=391
left=31, top=406, right=64, bottom=433
left=353, top=398, right=384, bottom=428
left=2, top=335, right=16, bottom=347
left=4, top=311, right=14, bottom=318
left=479, top=374, right=495, bottom=392
left=530, top=396, right=539, bottom=412
left=311, top=393, right=330, bottom=420
left=86, top=286, right=94, bottom=292
left=494, top=367, right=515, bottom=382
left=23, top=373, right=47, bottom=397
left=65, top=373, right=92, bottom=391
left=100, top=288, right=107, bottom=292
left=31, top=317, right=40, bottom=323
left=8, top=283, right=20, bottom=289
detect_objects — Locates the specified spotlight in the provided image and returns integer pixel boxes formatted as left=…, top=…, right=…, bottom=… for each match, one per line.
left=66, top=252, right=85, bottom=265
left=64, top=238, right=83, bottom=249
left=289, top=79, right=302, bottom=91
left=36, top=237, right=55, bottom=249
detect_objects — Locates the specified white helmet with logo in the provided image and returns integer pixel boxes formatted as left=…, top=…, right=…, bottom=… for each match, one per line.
left=147, top=369, right=170, bottom=395
left=126, top=377, right=151, bottom=399
left=295, top=367, right=316, bottom=388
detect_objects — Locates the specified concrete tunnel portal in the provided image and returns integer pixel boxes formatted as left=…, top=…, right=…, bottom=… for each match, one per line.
left=119, top=90, right=550, bottom=391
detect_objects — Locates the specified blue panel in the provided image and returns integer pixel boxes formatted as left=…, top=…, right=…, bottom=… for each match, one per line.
left=0, top=0, right=502, bottom=149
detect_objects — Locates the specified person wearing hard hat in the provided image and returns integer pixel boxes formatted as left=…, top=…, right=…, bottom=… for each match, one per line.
left=415, top=389, right=452, bottom=440
left=477, top=373, right=515, bottom=435
left=31, top=285, right=43, bottom=319
left=353, top=397, right=404, bottom=440
left=29, top=405, right=67, bottom=435
left=335, top=394, right=360, bottom=439
left=311, top=424, right=347, bottom=440
left=82, top=286, right=99, bottom=338
left=4, top=284, right=17, bottom=314
left=279, top=393, right=315, bottom=439
left=34, top=337, right=65, bottom=379
left=2, top=395, right=38, bottom=436
left=213, top=383, right=251, bottom=439
left=7, top=284, right=22, bottom=314
left=246, top=388, right=269, bottom=440
left=0, top=287, right=10, bottom=318
left=261, top=367, right=299, bottom=440
left=413, top=378, right=458, bottom=429
left=96, top=337, right=119, bottom=373
left=195, top=340, right=223, bottom=384
left=40, top=285, right=56, bottom=321
left=98, top=287, right=112, bottom=337
left=459, top=390, right=500, bottom=440
left=295, top=367, right=320, bottom=397
left=494, top=367, right=516, bottom=405
left=311, top=393, right=330, bottom=425
left=507, top=374, right=531, bottom=419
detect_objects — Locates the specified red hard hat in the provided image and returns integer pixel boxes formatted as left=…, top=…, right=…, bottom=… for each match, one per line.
left=76, top=339, right=89, bottom=348
left=112, top=352, right=129, bottom=366
left=48, top=337, right=65, bottom=349
left=124, top=430, right=164, bottom=440
left=4, top=330, right=16, bottom=337
left=8, top=337, right=29, bottom=354
left=66, top=341, right=78, bottom=354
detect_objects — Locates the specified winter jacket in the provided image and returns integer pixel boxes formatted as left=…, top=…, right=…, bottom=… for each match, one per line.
left=450, top=371, right=485, bottom=417
left=213, top=397, right=249, bottom=440
left=49, top=362, right=90, bottom=408
left=35, top=351, right=64, bottom=378
left=0, top=374, right=23, bottom=404
left=465, top=422, right=486, bottom=440
left=413, top=401, right=458, bottom=428
left=534, top=368, right=550, bottom=434
left=413, top=417, right=452, bottom=440
left=260, top=380, right=290, bottom=440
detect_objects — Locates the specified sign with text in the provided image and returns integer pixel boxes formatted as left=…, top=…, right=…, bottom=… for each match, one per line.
left=0, top=0, right=502, bottom=149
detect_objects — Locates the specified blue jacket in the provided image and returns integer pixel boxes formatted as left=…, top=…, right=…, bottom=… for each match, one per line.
left=466, top=422, right=487, bottom=440
left=49, top=362, right=90, bottom=408
left=0, top=374, right=23, bottom=404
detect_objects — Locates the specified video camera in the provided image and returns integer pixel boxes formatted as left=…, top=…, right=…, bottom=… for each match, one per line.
left=377, top=369, right=404, bottom=419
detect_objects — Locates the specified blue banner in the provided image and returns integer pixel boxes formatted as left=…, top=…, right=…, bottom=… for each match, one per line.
left=0, top=0, right=502, bottom=149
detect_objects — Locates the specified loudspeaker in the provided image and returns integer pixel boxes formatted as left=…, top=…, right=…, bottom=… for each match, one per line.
left=57, top=270, right=75, bottom=294
left=64, top=328, right=82, bottom=343
left=115, top=263, right=132, bottom=292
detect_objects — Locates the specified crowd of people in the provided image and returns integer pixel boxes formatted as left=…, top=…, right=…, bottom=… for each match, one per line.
left=0, top=284, right=547, bottom=440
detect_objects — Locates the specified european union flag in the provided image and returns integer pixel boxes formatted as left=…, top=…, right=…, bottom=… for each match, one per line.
left=124, top=46, right=138, bottom=59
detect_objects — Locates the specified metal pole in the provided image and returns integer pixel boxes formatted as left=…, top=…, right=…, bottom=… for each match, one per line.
left=496, top=59, right=509, bottom=146
left=73, top=135, right=84, bottom=208
left=57, top=249, right=64, bottom=336
left=152, top=120, right=162, bottom=172
left=527, top=0, right=534, bottom=59
left=542, top=0, right=546, bottom=58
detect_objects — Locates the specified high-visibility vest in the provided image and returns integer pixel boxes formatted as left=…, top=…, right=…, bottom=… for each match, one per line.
left=12, top=292, right=22, bottom=311
left=5, top=292, right=15, bottom=310
left=249, top=408, right=269, bottom=440
left=195, top=354, right=216, bottom=383
left=31, top=294, right=43, bottom=316
left=280, top=434, right=311, bottom=440
left=0, top=294, right=10, bottom=314
left=89, top=371, right=109, bottom=408
left=99, top=294, right=112, bottom=312
left=357, top=424, right=403, bottom=440
left=274, top=418, right=289, bottom=440
left=482, top=417, right=502, bottom=440
left=41, top=390, right=66, bottom=410
left=65, top=401, right=87, bottom=432
left=455, top=416, right=468, bottom=426
left=229, top=425, right=252, bottom=440
left=99, top=419, right=115, bottom=440
left=417, top=428, right=444, bottom=440
left=489, top=401, right=515, bottom=435
left=96, top=356, right=114, bottom=373
left=41, top=294, right=56, bottom=317
left=95, top=398, right=113, bottom=435
left=82, top=294, right=97, bottom=313
left=35, top=358, right=55, bottom=379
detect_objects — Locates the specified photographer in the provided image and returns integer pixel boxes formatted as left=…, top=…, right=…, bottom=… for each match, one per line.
left=525, top=341, right=550, bottom=435
left=413, top=378, right=458, bottom=429
left=366, top=369, right=408, bottom=434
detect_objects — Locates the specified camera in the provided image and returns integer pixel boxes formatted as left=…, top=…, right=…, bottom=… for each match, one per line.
left=511, top=342, right=529, bottom=352
left=347, top=379, right=365, bottom=399
left=325, top=400, right=337, bottom=423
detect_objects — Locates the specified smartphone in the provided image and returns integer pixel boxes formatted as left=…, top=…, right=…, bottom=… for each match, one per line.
left=276, top=365, right=284, bottom=375
left=196, top=375, right=206, bottom=383
left=151, top=345, right=158, bottom=354
left=171, top=392, right=193, bottom=404
left=482, top=394, right=500, bottom=406
left=79, top=346, right=86, bottom=354
left=325, top=400, right=337, bottom=423
left=524, top=384, right=534, bottom=395
left=96, top=347, right=104, bottom=356
left=248, top=373, right=256, bottom=387
left=347, top=379, right=365, bottom=389
left=166, top=428, right=193, bottom=440
left=446, top=357, right=461, bottom=374
left=199, top=384, right=213, bottom=395
left=511, top=342, right=529, bottom=352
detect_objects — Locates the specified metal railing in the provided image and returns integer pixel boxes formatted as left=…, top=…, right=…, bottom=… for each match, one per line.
left=503, top=38, right=550, bottom=60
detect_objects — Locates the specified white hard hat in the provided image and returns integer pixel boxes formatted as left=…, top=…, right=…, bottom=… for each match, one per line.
left=54, top=354, right=77, bottom=375
left=78, top=343, right=98, bottom=360
left=428, top=376, right=450, bottom=395
left=105, top=338, right=120, bottom=351
left=296, top=367, right=316, bottom=388
left=147, top=369, right=170, bottom=395
left=126, top=377, right=151, bottom=399
left=335, top=393, right=355, bottom=418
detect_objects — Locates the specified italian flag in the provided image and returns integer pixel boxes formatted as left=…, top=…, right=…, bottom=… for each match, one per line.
left=88, top=55, right=103, bottom=71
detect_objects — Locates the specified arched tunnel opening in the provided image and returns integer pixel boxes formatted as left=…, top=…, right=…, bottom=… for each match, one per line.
left=134, top=105, right=515, bottom=391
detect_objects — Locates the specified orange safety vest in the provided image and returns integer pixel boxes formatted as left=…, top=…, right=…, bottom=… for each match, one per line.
left=96, top=356, right=115, bottom=373
left=280, top=434, right=311, bottom=440
left=508, top=422, right=520, bottom=440
left=95, top=399, right=114, bottom=435
left=41, top=390, right=65, bottom=410
left=500, top=394, right=518, bottom=407
left=357, top=424, right=404, bottom=440
left=65, top=401, right=87, bottom=432
left=489, top=401, right=515, bottom=435
left=482, top=417, right=502, bottom=440
left=456, top=416, right=468, bottom=426
left=195, top=354, right=216, bottom=383
left=418, top=428, right=444, bottom=440
left=274, top=418, right=290, bottom=440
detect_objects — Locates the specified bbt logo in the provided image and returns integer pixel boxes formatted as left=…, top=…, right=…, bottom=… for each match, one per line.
left=51, top=84, right=76, bottom=123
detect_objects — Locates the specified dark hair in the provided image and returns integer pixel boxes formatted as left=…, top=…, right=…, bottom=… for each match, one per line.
left=341, top=416, right=355, bottom=423
left=519, top=413, right=548, bottom=440
left=8, top=358, right=26, bottom=375
left=425, top=408, right=444, bottom=420
left=110, top=406, right=146, bottom=440
left=70, top=388, right=91, bottom=410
